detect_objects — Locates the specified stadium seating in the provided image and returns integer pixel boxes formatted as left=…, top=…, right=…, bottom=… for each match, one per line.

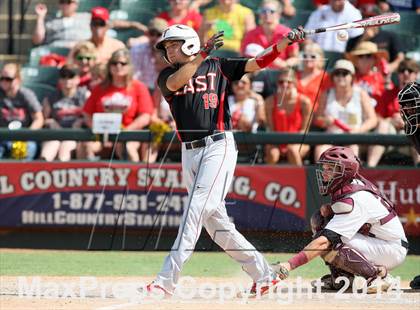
left=23, top=82, right=56, bottom=102
left=323, top=51, right=343, bottom=71
left=21, top=66, right=60, bottom=87
left=77, top=0, right=117, bottom=12
left=283, top=10, right=311, bottom=29
left=291, top=0, right=316, bottom=10
left=110, top=9, right=156, bottom=26
left=28, top=46, right=70, bottom=66
left=119, top=0, right=169, bottom=13
left=211, top=49, right=240, bottom=58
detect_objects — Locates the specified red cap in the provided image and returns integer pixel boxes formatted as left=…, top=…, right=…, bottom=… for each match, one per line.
left=91, top=7, right=109, bottom=22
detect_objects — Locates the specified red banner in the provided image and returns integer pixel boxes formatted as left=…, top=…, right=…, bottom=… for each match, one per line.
left=364, top=169, right=420, bottom=236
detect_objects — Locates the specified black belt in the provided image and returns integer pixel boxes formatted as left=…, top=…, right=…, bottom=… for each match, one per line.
left=184, top=133, right=226, bottom=150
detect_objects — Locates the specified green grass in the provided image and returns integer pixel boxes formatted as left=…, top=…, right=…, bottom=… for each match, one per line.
left=0, top=251, right=419, bottom=280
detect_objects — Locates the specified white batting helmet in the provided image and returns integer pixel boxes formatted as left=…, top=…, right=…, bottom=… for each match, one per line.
left=155, top=24, right=201, bottom=62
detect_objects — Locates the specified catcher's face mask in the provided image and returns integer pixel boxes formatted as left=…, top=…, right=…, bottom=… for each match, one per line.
left=316, top=161, right=344, bottom=196
left=398, top=82, right=420, bottom=135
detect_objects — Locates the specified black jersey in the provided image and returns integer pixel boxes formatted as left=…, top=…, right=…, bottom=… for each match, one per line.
left=157, top=57, right=248, bottom=142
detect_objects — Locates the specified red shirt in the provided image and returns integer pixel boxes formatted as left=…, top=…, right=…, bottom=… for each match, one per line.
left=83, top=79, right=154, bottom=127
left=272, top=93, right=303, bottom=133
left=241, top=25, right=298, bottom=69
left=158, top=10, right=202, bottom=33
left=355, top=71, right=386, bottom=104
left=376, top=86, right=400, bottom=118
left=296, top=71, right=331, bottom=112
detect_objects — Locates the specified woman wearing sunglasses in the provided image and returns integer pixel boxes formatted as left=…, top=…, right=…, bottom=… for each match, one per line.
left=82, top=49, right=155, bottom=162
left=71, top=41, right=97, bottom=89
left=264, top=68, right=311, bottom=165
left=314, top=59, right=377, bottom=161
left=296, top=42, right=331, bottom=114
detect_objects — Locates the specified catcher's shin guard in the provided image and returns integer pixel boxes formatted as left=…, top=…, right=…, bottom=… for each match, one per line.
left=322, top=245, right=382, bottom=282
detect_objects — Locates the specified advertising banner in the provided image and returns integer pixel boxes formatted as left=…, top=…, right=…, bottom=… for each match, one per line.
left=0, top=163, right=307, bottom=232
left=364, top=169, right=420, bottom=236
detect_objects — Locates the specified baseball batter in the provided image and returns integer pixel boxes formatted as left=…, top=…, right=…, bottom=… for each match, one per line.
left=273, top=146, right=408, bottom=293
left=145, top=24, right=305, bottom=296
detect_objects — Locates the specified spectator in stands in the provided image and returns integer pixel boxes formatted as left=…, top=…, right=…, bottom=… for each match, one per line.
left=157, top=0, right=203, bottom=33
left=71, top=41, right=97, bottom=89
left=69, top=7, right=125, bottom=65
left=0, top=63, right=44, bottom=160
left=264, top=69, right=312, bottom=166
left=82, top=49, right=155, bottom=162
left=296, top=42, right=330, bottom=113
left=346, top=41, right=389, bottom=106
left=346, top=26, right=404, bottom=73
left=228, top=74, right=265, bottom=132
left=40, top=65, right=88, bottom=161
left=32, top=0, right=91, bottom=48
left=367, top=59, right=419, bottom=166
left=241, top=0, right=299, bottom=69
left=130, top=18, right=168, bottom=92
left=90, top=63, right=107, bottom=89
left=314, top=60, right=377, bottom=160
left=305, top=0, right=363, bottom=52
left=200, top=0, right=256, bottom=52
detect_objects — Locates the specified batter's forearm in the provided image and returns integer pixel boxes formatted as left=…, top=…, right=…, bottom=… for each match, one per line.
left=244, top=37, right=292, bottom=72
left=166, top=55, right=205, bottom=91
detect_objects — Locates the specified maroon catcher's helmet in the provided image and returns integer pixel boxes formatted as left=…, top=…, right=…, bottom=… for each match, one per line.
left=316, top=146, right=360, bottom=196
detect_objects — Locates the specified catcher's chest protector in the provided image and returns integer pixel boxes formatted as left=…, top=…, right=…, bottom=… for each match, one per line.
left=331, top=175, right=397, bottom=226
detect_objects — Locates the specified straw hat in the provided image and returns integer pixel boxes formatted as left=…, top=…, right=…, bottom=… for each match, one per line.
left=346, top=41, right=389, bottom=62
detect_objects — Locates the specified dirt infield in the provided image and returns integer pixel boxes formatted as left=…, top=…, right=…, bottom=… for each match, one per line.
left=1, top=276, right=419, bottom=310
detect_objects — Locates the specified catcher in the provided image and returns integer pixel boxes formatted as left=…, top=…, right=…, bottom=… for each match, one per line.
left=398, top=81, right=420, bottom=290
left=398, top=81, right=420, bottom=154
left=272, top=146, right=408, bottom=293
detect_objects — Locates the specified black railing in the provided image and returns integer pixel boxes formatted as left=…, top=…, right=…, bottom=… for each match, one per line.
left=0, top=129, right=411, bottom=145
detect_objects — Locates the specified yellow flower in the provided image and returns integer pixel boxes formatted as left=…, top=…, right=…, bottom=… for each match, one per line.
left=149, top=121, right=172, bottom=146
left=11, top=141, right=28, bottom=159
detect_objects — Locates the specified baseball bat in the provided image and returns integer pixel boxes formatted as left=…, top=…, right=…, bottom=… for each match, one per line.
left=304, top=13, right=400, bottom=35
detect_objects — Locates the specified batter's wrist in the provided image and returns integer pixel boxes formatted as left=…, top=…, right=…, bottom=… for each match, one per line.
left=199, top=50, right=208, bottom=59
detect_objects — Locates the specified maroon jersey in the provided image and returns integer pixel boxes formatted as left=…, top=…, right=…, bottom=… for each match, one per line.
left=157, top=57, right=248, bottom=142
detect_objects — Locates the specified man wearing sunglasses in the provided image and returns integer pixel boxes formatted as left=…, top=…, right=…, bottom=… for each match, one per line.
left=69, top=7, right=125, bottom=65
left=32, top=0, right=91, bottom=47
left=0, top=63, right=44, bottom=160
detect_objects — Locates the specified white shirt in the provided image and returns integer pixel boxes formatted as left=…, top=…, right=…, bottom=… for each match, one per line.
left=305, top=1, right=363, bottom=52
left=325, top=86, right=363, bottom=132
left=325, top=180, right=407, bottom=243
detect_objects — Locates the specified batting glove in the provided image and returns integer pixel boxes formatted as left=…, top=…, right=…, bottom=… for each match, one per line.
left=287, top=26, right=305, bottom=43
left=199, top=31, right=224, bottom=58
